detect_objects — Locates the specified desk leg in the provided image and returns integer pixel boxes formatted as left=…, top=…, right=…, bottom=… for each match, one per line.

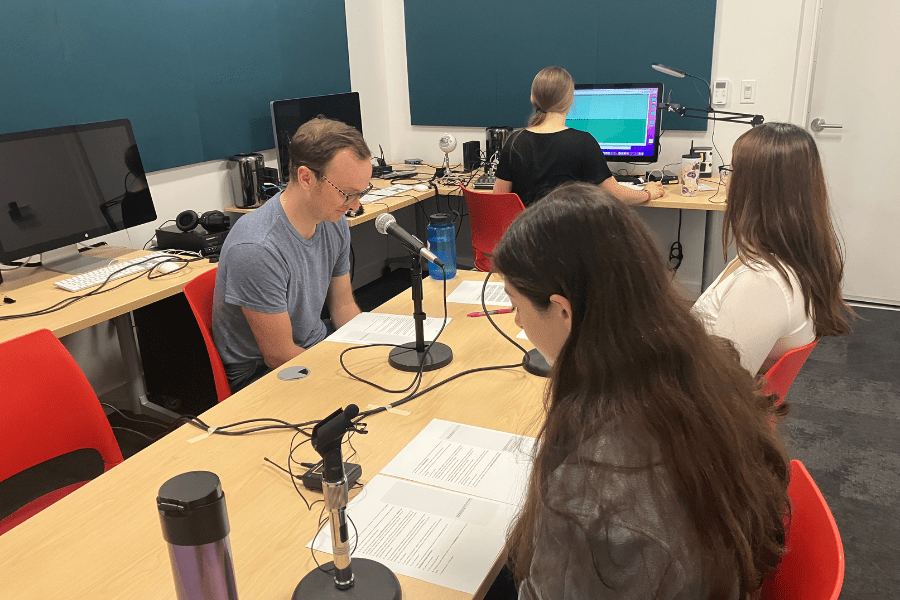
left=700, top=210, right=724, bottom=293
left=106, top=313, right=180, bottom=423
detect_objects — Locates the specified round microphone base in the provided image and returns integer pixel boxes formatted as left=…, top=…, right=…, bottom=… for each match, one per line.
left=292, top=558, right=401, bottom=600
left=524, top=348, right=551, bottom=378
left=388, top=341, right=453, bottom=372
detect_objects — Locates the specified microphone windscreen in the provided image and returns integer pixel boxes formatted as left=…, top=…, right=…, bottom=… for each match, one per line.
left=374, top=213, right=396, bottom=235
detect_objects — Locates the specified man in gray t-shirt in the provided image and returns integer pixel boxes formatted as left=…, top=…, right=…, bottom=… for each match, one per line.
left=211, top=118, right=373, bottom=393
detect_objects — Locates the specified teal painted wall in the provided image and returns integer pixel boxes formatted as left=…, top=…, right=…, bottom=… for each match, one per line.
left=0, top=1, right=352, bottom=172
left=405, top=0, right=716, bottom=132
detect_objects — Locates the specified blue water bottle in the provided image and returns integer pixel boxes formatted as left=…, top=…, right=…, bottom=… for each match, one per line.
left=427, top=213, right=456, bottom=279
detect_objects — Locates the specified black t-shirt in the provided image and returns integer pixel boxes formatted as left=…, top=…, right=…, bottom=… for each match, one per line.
left=495, top=128, right=613, bottom=207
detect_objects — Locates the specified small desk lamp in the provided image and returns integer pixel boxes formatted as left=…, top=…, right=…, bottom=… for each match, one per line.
left=651, top=62, right=764, bottom=126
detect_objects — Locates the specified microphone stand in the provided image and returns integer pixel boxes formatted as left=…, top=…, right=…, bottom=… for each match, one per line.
left=387, top=253, right=453, bottom=372
left=293, top=405, right=401, bottom=600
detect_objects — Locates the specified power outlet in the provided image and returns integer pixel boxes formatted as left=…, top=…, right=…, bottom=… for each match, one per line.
left=740, top=79, right=757, bottom=104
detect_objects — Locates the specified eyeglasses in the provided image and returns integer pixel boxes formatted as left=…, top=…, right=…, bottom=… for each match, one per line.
left=318, top=173, right=373, bottom=205
left=719, top=165, right=733, bottom=185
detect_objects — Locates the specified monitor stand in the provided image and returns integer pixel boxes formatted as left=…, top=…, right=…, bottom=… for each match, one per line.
left=42, top=245, right=110, bottom=274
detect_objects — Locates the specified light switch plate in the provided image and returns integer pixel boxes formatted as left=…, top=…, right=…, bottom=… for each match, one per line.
left=740, top=79, right=756, bottom=104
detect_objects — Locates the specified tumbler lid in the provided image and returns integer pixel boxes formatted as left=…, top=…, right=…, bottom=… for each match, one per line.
left=158, top=471, right=222, bottom=511
left=429, top=213, right=452, bottom=224
left=157, top=471, right=230, bottom=546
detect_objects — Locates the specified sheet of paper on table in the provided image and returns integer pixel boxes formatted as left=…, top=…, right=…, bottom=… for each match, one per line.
left=446, top=280, right=511, bottom=307
left=360, top=184, right=413, bottom=204
left=380, top=419, right=533, bottom=506
left=325, top=312, right=451, bottom=346
left=309, top=475, right=517, bottom=594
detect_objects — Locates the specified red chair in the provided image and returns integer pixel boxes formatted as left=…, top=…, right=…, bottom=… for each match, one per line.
left=183, top=268, right=231, bottom=402
left=762, top=460, right=845, bottom=600
left=762, top=339, right=819, bottom=405
left=460, top=185, right=526, bottom=271
left=0, top=329, right=124, bottom=535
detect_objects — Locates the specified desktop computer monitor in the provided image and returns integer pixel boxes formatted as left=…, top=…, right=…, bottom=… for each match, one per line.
left=566, top=83, right=662, bottom=162
left=270, top=92, right=363, bottom=184
left=0, top=119, right=157, bottom=274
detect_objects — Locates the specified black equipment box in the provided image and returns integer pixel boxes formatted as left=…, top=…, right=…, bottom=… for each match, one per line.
left=156, top=224, right=229, bottom=256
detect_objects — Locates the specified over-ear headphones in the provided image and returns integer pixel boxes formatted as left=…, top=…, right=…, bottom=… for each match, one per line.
left=176, top=210, right=231, bottom=232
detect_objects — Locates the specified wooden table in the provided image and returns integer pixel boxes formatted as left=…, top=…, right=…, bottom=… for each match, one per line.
left=0, top=247, right=217, bottom=420
left=224, top=166, right=450, bottom=228
left=0, top=271, right=546, bottom=600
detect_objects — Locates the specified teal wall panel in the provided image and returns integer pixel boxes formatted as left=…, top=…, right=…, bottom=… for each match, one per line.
left=405, top=0, right=716, bottom=132
left=0, top=1, right=351, bottom=172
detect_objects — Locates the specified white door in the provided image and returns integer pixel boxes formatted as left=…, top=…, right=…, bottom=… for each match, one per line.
left=803, top=0, right=900, bottom=305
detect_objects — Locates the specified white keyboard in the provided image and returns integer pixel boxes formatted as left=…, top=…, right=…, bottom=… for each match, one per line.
left=54, top=252, right=172, bottom=292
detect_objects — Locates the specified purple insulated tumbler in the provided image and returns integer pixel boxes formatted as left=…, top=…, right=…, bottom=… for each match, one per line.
left=157, top=471, right=239, bottom=600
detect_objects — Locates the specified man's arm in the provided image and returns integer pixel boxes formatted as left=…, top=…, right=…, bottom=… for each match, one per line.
left=241, top=307, right=304, bottom=369
left=325, top=273, right=361, bottom=329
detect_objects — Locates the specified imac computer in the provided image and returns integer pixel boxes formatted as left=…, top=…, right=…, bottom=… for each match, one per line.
left=270, top=92, right=363, bottom=184
left=566, top=83, right=663, bottom=162
left=0, top=119, right=157, bottom=274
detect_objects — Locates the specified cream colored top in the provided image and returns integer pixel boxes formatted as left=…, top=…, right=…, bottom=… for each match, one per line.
left=692, top=258, right=815, bottom=375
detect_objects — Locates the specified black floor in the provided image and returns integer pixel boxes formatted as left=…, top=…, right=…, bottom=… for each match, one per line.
left=779, top=305, right=900, bottom=600
left=4, top=273, right=898, bottom=600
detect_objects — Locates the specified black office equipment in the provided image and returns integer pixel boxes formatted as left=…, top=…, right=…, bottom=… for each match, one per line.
left=270, top=92, right=363, bottom=184
left=300, top=460, right=362, bottom=491
left=156, top=224, right=229, bottom=257
left=0, top=119, right=158, bottom=274
left=463, top=140, right=481, bottom=171
left=473, top=174, right=497, bottom=190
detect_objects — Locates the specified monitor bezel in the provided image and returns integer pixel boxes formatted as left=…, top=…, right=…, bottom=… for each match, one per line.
left=0, top=118, right=155, bottom=264
left=570, top=82, right=663, bottom=163
left=270, top=92, right=363, bottom=184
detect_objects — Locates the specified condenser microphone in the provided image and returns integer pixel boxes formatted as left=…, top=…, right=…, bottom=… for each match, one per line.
left=375, top=213, right=443, bottom=266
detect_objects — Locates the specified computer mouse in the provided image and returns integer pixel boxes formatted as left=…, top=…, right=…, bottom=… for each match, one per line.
left=413, top=183, right=430, bottom=192
left=156, top=261, right=182, bottom=274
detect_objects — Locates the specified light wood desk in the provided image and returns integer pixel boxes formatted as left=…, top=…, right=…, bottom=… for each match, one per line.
left=0, top=271, right=545, bottom=600
left=0, top=248, right=217, bottom=420
left=224, top=166, right=448, bottom=228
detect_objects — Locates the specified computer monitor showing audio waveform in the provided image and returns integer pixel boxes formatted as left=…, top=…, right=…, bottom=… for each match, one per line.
left=566, top=83, right=662, bottom=162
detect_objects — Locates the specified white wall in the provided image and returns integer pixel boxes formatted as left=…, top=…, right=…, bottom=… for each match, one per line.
left=345, top=0, right=811, bottom=294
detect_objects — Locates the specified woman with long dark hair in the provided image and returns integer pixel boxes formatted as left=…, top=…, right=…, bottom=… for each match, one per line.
left=492, top=66, right=665, bottom=207
left=493, top=183, right=790, bottom=600
left=693, top=122, right=853, bottom=375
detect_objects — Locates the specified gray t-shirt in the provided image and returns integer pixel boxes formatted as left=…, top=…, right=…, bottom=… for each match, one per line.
left=211, top=192, right=350, bottom=370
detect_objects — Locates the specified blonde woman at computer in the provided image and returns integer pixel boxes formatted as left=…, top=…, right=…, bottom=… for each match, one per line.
left=492, top=183, right=789, bottom=600
left=492, top=66, right=665, bottom=207
left=692, top=122, right=853, bottom=375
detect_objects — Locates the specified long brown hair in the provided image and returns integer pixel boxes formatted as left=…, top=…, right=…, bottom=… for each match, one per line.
left=495, top=183, right=790, bottom=600
left=528, top=66, right=574, bottom=126
left=725, top=122, right=852, bottom=336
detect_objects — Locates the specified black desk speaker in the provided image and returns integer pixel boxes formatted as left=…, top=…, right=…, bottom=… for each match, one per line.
left=463, top=140, right=481, bottom=172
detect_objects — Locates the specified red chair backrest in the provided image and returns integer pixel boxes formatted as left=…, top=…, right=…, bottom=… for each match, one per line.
left=762, top=460, right=845, bottom=600
left=0, top=329, right=123, bottom=535
left=183, top=268, right=231, bottom=402
left=460, top=185, right=525, bottom=271
left=762, top=339, right=818, bottom=405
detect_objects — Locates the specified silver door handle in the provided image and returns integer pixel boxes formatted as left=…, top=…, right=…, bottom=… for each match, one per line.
left=811, top=117, right=843, bottom=131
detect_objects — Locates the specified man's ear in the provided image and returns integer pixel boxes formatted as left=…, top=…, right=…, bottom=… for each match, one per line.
left=296, top=166, right=316, bottom=187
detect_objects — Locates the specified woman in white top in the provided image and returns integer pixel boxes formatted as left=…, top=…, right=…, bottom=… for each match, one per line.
left=693, top=122, right=853, bottom=375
